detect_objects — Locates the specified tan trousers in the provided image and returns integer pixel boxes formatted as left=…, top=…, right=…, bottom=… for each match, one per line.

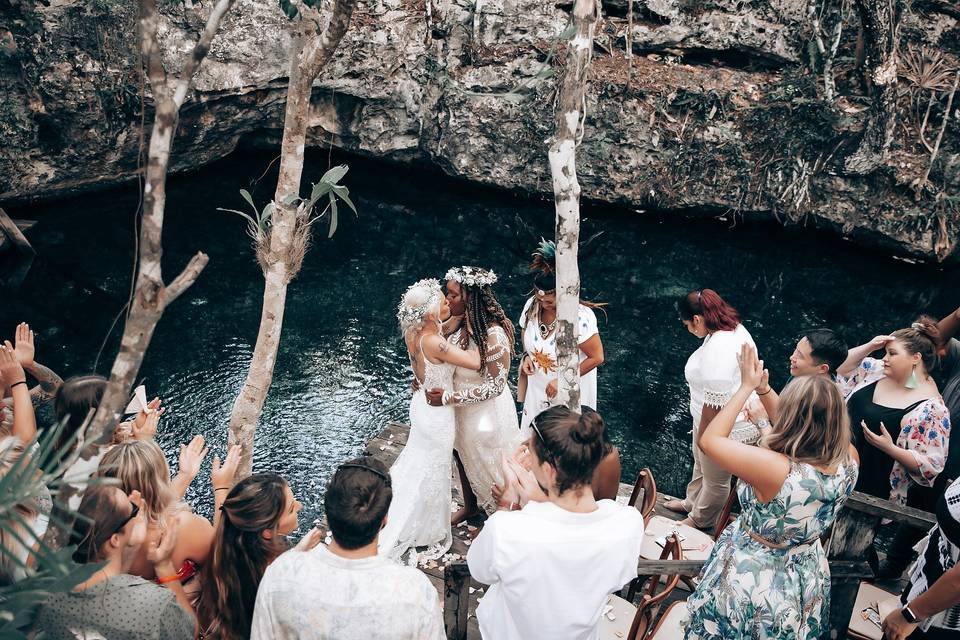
left=681, top=428, right=732, bottom=529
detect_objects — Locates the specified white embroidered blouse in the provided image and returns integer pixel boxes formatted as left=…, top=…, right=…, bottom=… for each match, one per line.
left=684, top=324, right=757, bottom=425
left=444, top=325, right=512, bottom=405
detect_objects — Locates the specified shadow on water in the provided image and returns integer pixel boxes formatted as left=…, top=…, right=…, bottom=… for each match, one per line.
left=4, top=146, right=958, bottom=533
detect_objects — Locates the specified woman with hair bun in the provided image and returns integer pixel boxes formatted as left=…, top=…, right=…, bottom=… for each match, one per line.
left=467, top=405, right=644, bottom=640
left=664, top=288, right=760, bottom=530
left=684, top=345, right=859, bottom=639
left=837, top=316, right=951, bottom=506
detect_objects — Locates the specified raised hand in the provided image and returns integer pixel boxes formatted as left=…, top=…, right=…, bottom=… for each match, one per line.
left=294, top=527, right=323, bottom=552
left=211, top=444, right=241, bottom=490
left=134, top=397, right=163, bottom=430
left=507, top=458, right=548, bottom=504
left=132, top=408, right=162, bottom=440
left=869, top=335, right=896, bottom=351
left=13, top=323, right=34, bottom=370
left=0, top=344, right=26, bottom=388
left=178, top=435, right=208, bottom=481
left=737, top=343, right=765, bottom=391
left=147, top=515, right=180, bottom=566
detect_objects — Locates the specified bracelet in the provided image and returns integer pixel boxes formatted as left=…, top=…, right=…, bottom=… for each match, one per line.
left=757, top=387, right=772, bottom=396
left=214, top=487, right=231, bottom=492
left=156, top=573, right=182, bottom=585
left=9, top=380, right=27, bottom=389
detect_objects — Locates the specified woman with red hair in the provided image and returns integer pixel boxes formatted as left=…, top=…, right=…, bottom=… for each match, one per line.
left=664, top=289, right=760, bottom=529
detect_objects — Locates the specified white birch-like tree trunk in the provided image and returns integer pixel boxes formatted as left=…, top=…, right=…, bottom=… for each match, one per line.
left=548, top=0, right=598, bottom=412
left=44, top=0, right=235, bottom=547
left=228, top=0, right=358, bottom=479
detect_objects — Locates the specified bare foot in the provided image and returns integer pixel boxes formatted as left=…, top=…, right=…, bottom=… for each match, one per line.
left=451, top=506, right=479, bottom=526
left=663, top=499, right=688, bottom=514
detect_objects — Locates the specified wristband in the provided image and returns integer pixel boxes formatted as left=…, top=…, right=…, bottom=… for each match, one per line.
left=901, top=605, right=919, bottom=624
left=156, top=573, right=182, bottom=585
left=214, top=487, right=231, bottom=492
left=757, top=387, right=772, bottom=396
left=9, top=380, right=27, bottom=389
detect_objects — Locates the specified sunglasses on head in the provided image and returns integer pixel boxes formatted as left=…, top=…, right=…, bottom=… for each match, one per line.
left=113, top=501, right=139, bottom=535
left=529, top=418, right=557, bottom=461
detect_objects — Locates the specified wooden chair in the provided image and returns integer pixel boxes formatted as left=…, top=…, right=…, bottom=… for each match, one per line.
left=847, top=581, right=900, bottom=640
left=645, top=601, right=688, bottom=639
left=628, top=468, right=658, bottom=520
left=601, top=533, right=683, bottom=640
left=638, top=472, right=738, bottom=567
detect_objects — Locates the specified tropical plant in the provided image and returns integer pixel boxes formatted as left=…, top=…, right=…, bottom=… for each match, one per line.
left=0, top=421, right=106, bottom=637
left=219, top=165, right=357, bottom=281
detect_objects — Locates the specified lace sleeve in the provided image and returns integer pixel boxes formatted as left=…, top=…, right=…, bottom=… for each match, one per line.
left=445, top=327, right=511, bottom=405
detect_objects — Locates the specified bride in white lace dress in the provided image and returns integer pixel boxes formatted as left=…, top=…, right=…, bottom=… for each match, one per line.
left=379, top=279, right=482, bottom=564
left=426, top=267, right=521, bottom=520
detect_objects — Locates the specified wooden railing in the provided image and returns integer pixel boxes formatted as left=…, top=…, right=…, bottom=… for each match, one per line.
left=443, top=491, right=937, bottom=640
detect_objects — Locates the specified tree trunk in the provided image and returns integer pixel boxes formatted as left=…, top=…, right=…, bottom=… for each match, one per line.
left=228, top=0, right=358, bottom=479
left=548, top=0, right=598, bottom=412
left=44, top=0, right=234, bottom=548
left=844, top=0, right=901, bottom=175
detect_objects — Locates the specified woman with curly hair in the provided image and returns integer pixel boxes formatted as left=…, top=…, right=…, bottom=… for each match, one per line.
left=425, top=266, right=523, bottom=521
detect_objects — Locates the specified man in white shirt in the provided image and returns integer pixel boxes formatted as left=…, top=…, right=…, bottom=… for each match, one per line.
left=250, top=457, right=444, bottom=640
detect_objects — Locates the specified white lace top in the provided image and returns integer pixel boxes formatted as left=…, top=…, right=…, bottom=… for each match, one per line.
left=684, top=323, right=756, bottom=424
left=445, top=326, right=511, bottom=405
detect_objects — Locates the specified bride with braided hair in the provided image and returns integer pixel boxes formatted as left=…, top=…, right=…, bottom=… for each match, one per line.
left=425, top=266, right=522, bottom=521
left=379, top=279, right=482, bottom=564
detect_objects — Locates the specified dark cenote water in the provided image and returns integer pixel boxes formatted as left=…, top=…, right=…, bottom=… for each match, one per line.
left=4, top=148, right=958, bottom=537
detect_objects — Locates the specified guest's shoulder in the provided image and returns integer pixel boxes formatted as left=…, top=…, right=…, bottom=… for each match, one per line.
left=381, top=561, right=439, bottom=598
left=598, top=499, right=645, bottom=527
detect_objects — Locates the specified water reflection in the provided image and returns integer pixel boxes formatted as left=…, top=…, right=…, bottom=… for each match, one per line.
left=4, top=148, right=957, bottom=536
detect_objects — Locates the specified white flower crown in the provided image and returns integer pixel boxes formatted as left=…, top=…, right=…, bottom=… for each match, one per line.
left=397, top=278, right=443, bottom=329
left=444, top=266, right=498, bottom=288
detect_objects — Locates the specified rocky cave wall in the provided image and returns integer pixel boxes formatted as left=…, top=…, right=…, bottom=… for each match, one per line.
left=0, top=0, right=957, bottom=260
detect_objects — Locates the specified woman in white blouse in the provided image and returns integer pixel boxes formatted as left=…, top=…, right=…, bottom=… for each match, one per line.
left=468, top=406, right=644, bottom=640
left=664, top=288, right=758, bottom=530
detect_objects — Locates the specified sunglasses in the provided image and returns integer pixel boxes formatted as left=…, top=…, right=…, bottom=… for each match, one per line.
left=529, top=418, right=557, bottom=461
left=113, top=501, right=140, bottom=535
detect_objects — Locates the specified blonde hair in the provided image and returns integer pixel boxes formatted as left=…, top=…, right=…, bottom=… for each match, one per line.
left=98, top=440, right=183, bottom=524
left=0, top=438, right=39, bottom=584
left=761, top=376, right=851, bottom=469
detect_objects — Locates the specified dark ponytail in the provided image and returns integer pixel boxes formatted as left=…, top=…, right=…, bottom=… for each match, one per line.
left=530, top=406, right=605, bottom=494
left=892, top=315, right=941, bottom=373
left=677, top=288, right=740, bottom=332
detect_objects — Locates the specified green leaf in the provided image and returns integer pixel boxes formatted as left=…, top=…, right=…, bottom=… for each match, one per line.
left=559, top=24, right=577, bottom=40
left=330, top=185, right=358, bottom=215
left=535, top=67, right=555, bottom=80
left=239, top=189, right=257, bottom=214
left=320, top=164, right=350, bottom=185
left=309, top=181, right=333, bottom=208
left=327, top=192, right=339, bottom=238
left=216, top=207, right=258, bottom=229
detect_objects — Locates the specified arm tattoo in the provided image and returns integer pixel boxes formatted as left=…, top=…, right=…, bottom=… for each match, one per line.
left=438, top=341, right=450, bottom=353
left=27, top=362, right=64, bottom=404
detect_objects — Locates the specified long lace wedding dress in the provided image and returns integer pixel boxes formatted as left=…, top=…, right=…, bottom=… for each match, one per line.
left=378, top=344, right=455, bottom=564
left=451, top=326, right=522, bottom=515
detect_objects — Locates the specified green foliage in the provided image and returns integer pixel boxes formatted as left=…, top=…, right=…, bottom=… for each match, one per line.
left=0, top=421, right=107, bottom=637
left=219, top=164, right=358, bottom=242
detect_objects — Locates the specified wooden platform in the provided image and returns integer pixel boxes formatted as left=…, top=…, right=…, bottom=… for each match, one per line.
left=312, top=422, right=690, bottom=639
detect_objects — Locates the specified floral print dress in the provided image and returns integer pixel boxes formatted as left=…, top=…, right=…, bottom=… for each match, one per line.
left=838, top=357, right=951, bottom=506
left=684, top=459, right=858, bottom=640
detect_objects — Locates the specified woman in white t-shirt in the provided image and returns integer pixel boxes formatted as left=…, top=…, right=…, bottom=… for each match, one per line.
left=468, top=406, right=644, bottom=640
left=664, top=288, right=759, bottom=530
left=518, top=270, right=604, bottom=438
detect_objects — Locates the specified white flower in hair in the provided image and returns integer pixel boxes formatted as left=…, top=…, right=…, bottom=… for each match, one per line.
left=444, top=266, right=497, bottom=288
left=397, top=278, right=443, bottom=331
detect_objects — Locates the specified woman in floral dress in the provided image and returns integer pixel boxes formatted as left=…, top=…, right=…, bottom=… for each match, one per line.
left=684, top=344, right=859, bottom=640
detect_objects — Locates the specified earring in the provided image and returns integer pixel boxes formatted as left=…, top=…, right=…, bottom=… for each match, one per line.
left=905, top=364, right=919, bottom=390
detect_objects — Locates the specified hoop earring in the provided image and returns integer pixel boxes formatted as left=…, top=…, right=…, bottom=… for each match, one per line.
left=905, top=364, right=919, bottom=390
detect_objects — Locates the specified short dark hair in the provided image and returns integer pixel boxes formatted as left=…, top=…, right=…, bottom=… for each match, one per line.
left=803, top=328, right=848, bottom=374
left=324, top=456, right=392, bottom=550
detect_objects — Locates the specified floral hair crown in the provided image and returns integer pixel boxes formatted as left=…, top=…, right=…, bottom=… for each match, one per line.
left=397, top=278, right=443, bottom=329
left=444, top=266, right=497, bottom=288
